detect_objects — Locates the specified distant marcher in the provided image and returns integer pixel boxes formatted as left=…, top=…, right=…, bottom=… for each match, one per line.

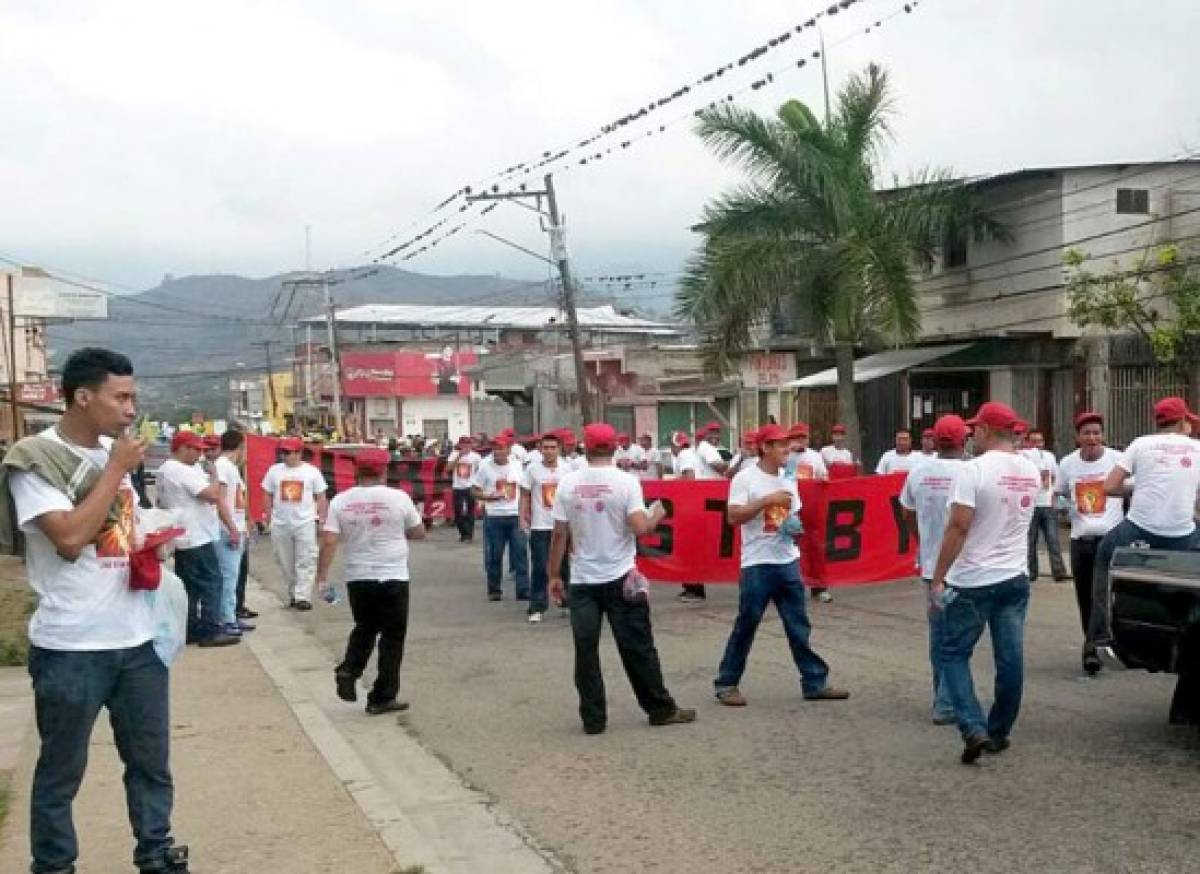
left=316, top=449, right=425, bottom=715
left=1023, top=429, right=1069, bottom=581
left=875, top=428, right=920, bottom=475
left=448, top=436, right=481, bottom=543
left=920, top=428, right=937, bottom=456
left=930, top=402, right=1039, bottom=763
left=726, top=430, right=759, bottom=479
left=261, top=436, right=329, bottom=610
left=520, top=432, right=568, bottom=623
left=549, top=423, right=696, bottom=734
left=695, top=422, right=729, bottom=479
left=669, top=431, right=706, bottom=602
left=214, top=429, right=253, bottom=635
left=819, top=424, right=854, bottom=468
left=472, top=436, right=530, bottom=601
left=784, top=422, right=832, bottom=603
left=714, top=424, right=849, bottom=707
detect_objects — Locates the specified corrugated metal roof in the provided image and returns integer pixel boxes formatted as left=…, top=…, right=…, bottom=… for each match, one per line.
left=304, top=303, right=680, bottom=334
left=785, top=344, right=973, bottom=388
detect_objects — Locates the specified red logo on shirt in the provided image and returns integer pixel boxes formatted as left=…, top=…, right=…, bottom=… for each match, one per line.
left=370, top=516, right=383, bottom=527
left=541, top=482, right=557, bottom=509
left=1183, top=457, right=1193, bottom=468
left=96, top=488, right=134, bottom=560
left=279, top=480, right=304, bottom=503
left=456, top=462, right=472, bottom=479
left=594, top=501, right=605, bottom=512
left=1020, top=495, right=1032, bottom=508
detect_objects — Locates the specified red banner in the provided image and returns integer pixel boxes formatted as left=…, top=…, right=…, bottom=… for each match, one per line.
left=636, top=473, right=915, bottom=587
left=245, top=435, right=455, bottom=523
left=340, top=348, right=478, bottom=398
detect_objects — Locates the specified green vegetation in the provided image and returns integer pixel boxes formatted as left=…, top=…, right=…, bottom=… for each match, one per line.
left=0, top=561, right=35, bottom=667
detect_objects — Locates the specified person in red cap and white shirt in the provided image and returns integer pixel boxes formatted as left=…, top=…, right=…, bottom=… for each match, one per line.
left=726, top=430, right=760, bottom=479
left=784, top=423, right=833, bottom=602
left=695, top=422, right=729, bottom=480
left=471, top=436, right=530, bottom=601
left=930, top=401, right=1040, bottom=764
left=1022, top=428, right=1069, bottom=582
left=714, top=423, right=849, bottom=707
left=548, top=423, right=696, bottom=734
left=520, top=432, right=568, bottom=623
left=447, top=436, right=482, bottom=543
left=900, top=415, right=968, bottom=725
left=213, top=428, right=253, bottom=636
left=261, top=437, right=328, bottom=610
left=158, top=429, right=241, bottom=646
left=634, top=433, right=657, bottom=480
left=668, top=431, right=706, bottom=602
left=316, top=448, right=425, bottom=715
left=875, top=428, right=920, bottom=475
left=819, top=425, right=854, bottom=468
left=1087, top=396, right=1200, bottom=662
left=1056, top=411, right=1124, bottom=675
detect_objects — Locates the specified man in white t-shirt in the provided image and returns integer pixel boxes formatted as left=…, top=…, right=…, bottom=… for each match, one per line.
left=695, top=422, right=728, bottom=479
left=548, top=423, right=695, bottom=734
left=1023, top=429, right=1068, bottom=581
left=819, top=424, right=855, bottom=470
left=714, top=424, right=849, bottom=707
left=900, top=414, right=968, bottom=725
left=472, top=436, right=530, bottom=601
left=6, top=347, right=191, bottom=874
left=726, top=430, right=759, bottom=479
left=668, top=431, right=706, bottom=602
left=634, top=432, right=656, bottom=480
left=158, top=430, right=241, bottom=647
left=214, top=428, right=253, bottom=635
left=1088, top=396, right=1200, bottom=658
left=261, top=437, right=329, bottom=610
left=930, top=401, right=1040, bottom=764
left=520, top=432, right=568, bottom=623
left=316, top=449, right=426, bottom=716
left=1055, top=411, right=1125, bottom=675
left=447, top=435, right=481, bottom=543
left=784, top=422, right=833, bottom=603
left=875, top=428, right=920, bottom=475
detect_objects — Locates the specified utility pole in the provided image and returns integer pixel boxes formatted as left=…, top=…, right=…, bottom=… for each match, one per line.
left=282, top=274, right=345, bottom=438
left=250, top=340, right=279, bottom=422
left=5, top=274, right=19, bottom=442
left=466, top=173, right=592, bottom=421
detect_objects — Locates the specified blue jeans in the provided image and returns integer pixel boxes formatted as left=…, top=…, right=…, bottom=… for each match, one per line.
left=215, top=531, right=246, bottom=626
left=173, top=542, right=224, bottom=641
left=528, top=529, right=569, bottom=614
left=714, top=561, right=830, bottom=695
left=483, top=515, right=529, bottom=597
left=939, top=574, right=1030, bottom=742
left=28, top=642, right=175, bottom=873
left=1088, top=518, right=1197, bottom=647
left=923, top=579, right=954, bottom=717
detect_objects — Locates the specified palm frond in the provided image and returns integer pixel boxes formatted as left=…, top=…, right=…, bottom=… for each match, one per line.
left=836, top=62, right=894, bottom=168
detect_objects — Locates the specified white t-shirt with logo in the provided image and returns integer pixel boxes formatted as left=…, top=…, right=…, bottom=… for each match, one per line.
left=1118, top=433, right=1200, bottom=537
left=157, top=458, right=218, bottom=549
left=10, top=430, right=152, bottom=651
left=672, top=447, right=699, bottom=478
left=261, top=462, right=328, bottom=528
left=785, top=448, right=828, bottom=482
left=820, top=446, right=854, bottom=467
left=1056, top=448, right=1124, bottom=539
left=473, top=458, right=523, bottom=516
left=728, top=463, right=801, bottom=568
left=875, top=450, right=920, bottom=475
left=945, top=450, right=1040, bottom=588
left=520, top=459, right=565, bottom=531
left=696, top=440, right=725, bottom=479
left=550, top=465, right=646, bottom=584
left=1022, top=448, right=1059, bottom=508
left=215, top=455, right=248, bottom=535
left=900, top=456, right=964, bottom=579
left=448, top=450, right=481, bottom=490
left=322, top=485, right=422, bottom=581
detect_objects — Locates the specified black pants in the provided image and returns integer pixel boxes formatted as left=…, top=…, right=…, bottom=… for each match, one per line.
left=173, top=543, right=223, bottom=641
left=1070, top=537, right=1101, bottom=639
left=337, top=580, right=410, bottom=706
left=453, top=488, right=476, bottom=540
left=569, top=578, right=676, bottom=730
left=236, top=546, right=249, bottom=612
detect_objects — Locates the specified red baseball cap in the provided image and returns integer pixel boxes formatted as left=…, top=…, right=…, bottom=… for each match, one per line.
left=933, top=414, right=968, bottom=446
left=757, top=424, right=789, bottom=444
left=616, top=432, right=630, bottom=443
left=201, top=434, right=221, bottom=449
left=556, top=428, right=577, bottom=447
left=787, top=422, right=810, bottom=439
left=701, top=421, right=721, bottom=434
left=967, top=402, right=1023, bottom=431
left=671, top=430, right=690, bottom=448
left=1153, top=396, right=1200, bottom=426
left=355, top=448, right=390, bottom=475
left=171, top=431, right=203, bottom=452
left=1073, top=411, right=1103, bottom=430
left=491, top=435, right=513, bottom=448
left=456, top=435, right=473, bottom=446
left=742, top=429, right=760, bottom=447
left=831, top=424, right=846, bottom=434
left=279, top=437, right=303, bottom=452
left=583, top=423, right=617, bottom=451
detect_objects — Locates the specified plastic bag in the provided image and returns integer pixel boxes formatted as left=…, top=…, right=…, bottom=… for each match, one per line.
left=622, top=569, right=650, bottom=604
left=147, top=567, right=188, bottom=667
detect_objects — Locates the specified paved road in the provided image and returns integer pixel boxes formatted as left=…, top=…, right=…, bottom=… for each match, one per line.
left=251, top=525, right=1199, bottom=874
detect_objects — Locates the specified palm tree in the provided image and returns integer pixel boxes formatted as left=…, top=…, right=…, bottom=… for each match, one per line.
left=677, top=63, right=1005, bottom=456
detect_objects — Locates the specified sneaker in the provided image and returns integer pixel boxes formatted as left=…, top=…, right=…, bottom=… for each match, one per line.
left=803, top=687, right=850, bottom=701
left=236, top=619, right=256, bottom=632
left=715, top=688, right=747, bottom=707
left=528, top=612, right=544, bottom=624
left=984, top=736, right=1011, bottom=754
left=236, top=607, right=259, bottom=619
left=294, top=600, right=313, bottom=611
left=961, top=734, right=988, bottom=764
left=488, top=592, right=503, bottom=602
left=649, top=707, right=697, bottom=727
left=365, top=699, right=410, bottom=716
left=140, top=844, right=189, bottom=873
left=220, top=623, right=243, bottom=637
left=583, top=723, right=606, bottom=735
left=335, top=673, right=357, bottom=702
left=816, top=590, right=834, bottom=603
left=1083, top=647, right=1102, bottom=676
left=1096, top=645, right=1124, bottom=669
left=197, top=633, right=240, bottom=648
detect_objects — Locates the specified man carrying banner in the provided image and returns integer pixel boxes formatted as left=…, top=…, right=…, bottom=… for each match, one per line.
left=1055, top=411, right=1124, bottom=675
left=900, top=414, right=968, bottom=725
left=1023, top=429, right=1069, bottom=582
left=261, top=437, right=329, bottom=611
left=876, top=428, right=920, bottom=475
left=548, top=423, right=696, bottom=734
left=448, top=435, right=481, bottom=543
left=521, top=432, right=567, bottom=624
left=472, top=435, right=530, bottom=602
left=669, top=431, right=706, bottom=602
left=930, top=402, right=1040, bottom=763
left=713, top=423, right=849, bottom=708
left=819, top=424, right=854, bottom=469
left=695, top=422, right=729, bottom=480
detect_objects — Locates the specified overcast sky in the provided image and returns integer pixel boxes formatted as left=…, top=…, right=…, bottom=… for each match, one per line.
left=1, top=0, right=1196, bottom=304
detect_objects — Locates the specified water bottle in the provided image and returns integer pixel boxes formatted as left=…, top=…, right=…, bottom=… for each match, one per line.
left=322, top=583, right=342, bottom=606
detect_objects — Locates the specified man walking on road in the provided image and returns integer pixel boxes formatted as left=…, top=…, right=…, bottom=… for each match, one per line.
left=900, top=415, right=968, bottom=724
left=214, top=428, right=252, bottom=636
left=1056, top=412, right=1124, bottom=674
left=261, top=437, right=328, bottom=610
left=521, top=432, right=567, bottom=623
left=1088, top=397, right=1200, bottom=662
left=316, top=448, right=426, bottom=715
left=5, top=347, right=193, bottom=874
left=472, top=435, right=530, bottom=601
left=1023, top=429, right=1069, bottom=581
left=448, top=435, right=481, bottom=543
left=549, top=423, right=696, bottom=734
left=714, top=424, right=849, bottom=707
left=930, top=402, right=1040, bottom=763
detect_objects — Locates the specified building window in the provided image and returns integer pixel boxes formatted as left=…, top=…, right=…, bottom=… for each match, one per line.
left=942, top=227, right=968, bottom=269
left=1116, top=188, right=1149, bottom=214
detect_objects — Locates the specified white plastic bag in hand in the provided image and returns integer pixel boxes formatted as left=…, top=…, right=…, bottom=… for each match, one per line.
left=148, top=567, right=189, bottom=667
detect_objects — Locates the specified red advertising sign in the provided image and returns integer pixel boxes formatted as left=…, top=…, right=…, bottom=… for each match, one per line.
left=340, top=348, right=478, bottom=398
left=340, top=352, right=396, bottom=397
left=17, top=382, right=61, bottom=403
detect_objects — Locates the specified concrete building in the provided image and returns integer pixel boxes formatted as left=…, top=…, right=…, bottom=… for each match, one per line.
left=0, top=267, right=69, bottom=439
left=228, top=370, right=294, bottom=434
